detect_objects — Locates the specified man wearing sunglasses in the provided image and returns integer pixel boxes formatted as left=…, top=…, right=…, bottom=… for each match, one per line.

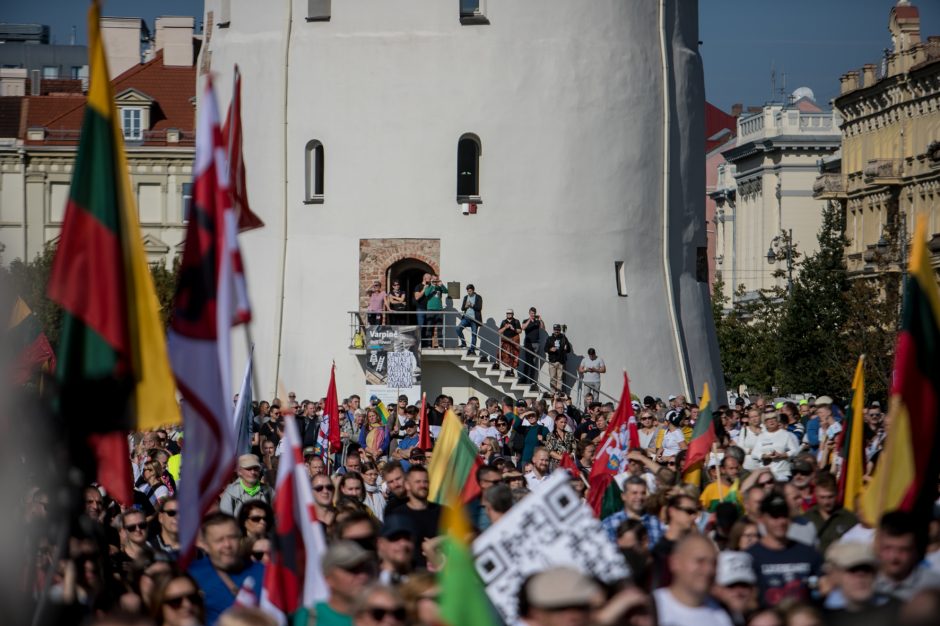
left=149, top=497, right=180, bottom=559
left=353, top=584, right=407, bottom=626
left=747, top=492, right=822, bottom=608
left=220, top=454, right=273, bottom=517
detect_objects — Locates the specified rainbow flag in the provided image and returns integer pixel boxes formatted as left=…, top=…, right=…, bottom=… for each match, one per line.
left=370, top=395, right=390, bottom=425
left=860, top=216, right=940, bottom=526
left=428, top=409, right=481, bottom=504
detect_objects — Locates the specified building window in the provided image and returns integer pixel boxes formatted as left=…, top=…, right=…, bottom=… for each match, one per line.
left=615, top=261, right=628, bottom=297
left=42, top=65, right=58, bottom=79
left=304, top=140, right=324, bottom=203
left=460, top=0, right=489, bottom=25
left=70, top=66, right=82, bottom=79
left=121, top=107, right=142, bottom=141
left=457, top=134, right=481, bottom=201
left=181, top=182, right=193, bottom=222
left=307, top=0, right=331, bottom=21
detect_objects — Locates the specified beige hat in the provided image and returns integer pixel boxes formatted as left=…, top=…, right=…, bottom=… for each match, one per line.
left=322, top=540, right=372, bottom=572
left=826, top=542, right=877, bottom=569
left=238, top=454, right=262, bottom=469
left=526, top=567, right=601, bottom=610
left=815, top=395, right=834, bottom=406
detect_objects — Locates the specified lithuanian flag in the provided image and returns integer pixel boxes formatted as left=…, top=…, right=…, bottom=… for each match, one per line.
left=46, top=1, right=179, bottom=503
left=839, top=356, right=865, bottom=511
left=860, top=216, right=940, bottom=526
left=428, top=409, right=482, bottom=504
left=439, top=490, right=499, bottom=626
left=7, top=296, right=56, bottom=385
left=683, top=382, right=716, bottom=476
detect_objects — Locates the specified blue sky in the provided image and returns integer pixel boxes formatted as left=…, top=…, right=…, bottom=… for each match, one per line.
left=4, top=1, right=939, bottom=113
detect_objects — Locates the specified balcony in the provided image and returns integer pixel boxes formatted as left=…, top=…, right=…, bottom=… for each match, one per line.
left=812, top=173, right=844, bottom=199
left=862, top=159, right=904, bottom=184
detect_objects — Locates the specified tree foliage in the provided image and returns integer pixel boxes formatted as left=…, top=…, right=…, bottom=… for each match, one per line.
left=1, top=243, right=178, bottom=346
left=714, top=200, right=899, bottom=401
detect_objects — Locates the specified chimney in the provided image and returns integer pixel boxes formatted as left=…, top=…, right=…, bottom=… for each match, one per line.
left=731, top=103, right=743, bottom=117
left=0, top=68, right=27, bottom=97
left=155, top=16, right=195, bottom=67
left=862, top=64, right=877, bottom=87
left=99, top=17, right=145, bottom=79
left=889, top=1, right=921, bottom=54
left=840, top=71, right=860, bottom=94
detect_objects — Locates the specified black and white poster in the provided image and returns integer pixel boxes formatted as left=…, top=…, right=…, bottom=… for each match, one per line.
left=364, top=325, right=421, bottom=405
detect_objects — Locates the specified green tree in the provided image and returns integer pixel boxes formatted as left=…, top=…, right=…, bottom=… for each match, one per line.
left=1, top=243, right=178, bottom=346
left=777, top=201, right=851, bottom=396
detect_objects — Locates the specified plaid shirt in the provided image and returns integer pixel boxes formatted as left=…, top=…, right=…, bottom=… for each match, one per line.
left=601, top=510, right=664, bottom=550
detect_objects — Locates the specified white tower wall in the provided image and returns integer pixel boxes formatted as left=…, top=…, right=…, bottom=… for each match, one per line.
left=201, top=0, right=725, bottom=402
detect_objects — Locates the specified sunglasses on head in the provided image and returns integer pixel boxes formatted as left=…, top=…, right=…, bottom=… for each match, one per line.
left=164, top=592, right=202, bottom=609
left=125, top=522, right=147, bottom=532
left=365, top=607, right=406, bottom=622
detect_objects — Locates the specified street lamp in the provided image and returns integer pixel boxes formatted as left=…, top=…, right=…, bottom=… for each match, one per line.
left=766, top=228, right=794, bottom=297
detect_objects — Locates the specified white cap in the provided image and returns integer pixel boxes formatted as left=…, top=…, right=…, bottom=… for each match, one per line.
left=716, top=551, right=757, bottom=587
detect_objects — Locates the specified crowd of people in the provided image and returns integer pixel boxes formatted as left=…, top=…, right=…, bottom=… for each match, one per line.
left=19, top=388, right=940, bottom=626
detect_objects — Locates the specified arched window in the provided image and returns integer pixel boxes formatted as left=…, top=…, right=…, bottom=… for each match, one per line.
left=304, top=139, right=324, bottom=203
left=457, top=134, right=481, bottom=202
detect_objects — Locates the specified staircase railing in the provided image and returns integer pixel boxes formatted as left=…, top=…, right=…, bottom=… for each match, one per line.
left=347, top=310, right=618, bottom=405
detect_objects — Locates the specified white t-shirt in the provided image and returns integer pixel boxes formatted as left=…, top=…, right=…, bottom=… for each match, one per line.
left=661, top=429, right=685, bottom=457
left=653, top=588, right=733, bottom=626
left=581, top=357, right=605, bottom=383
left=751, top=428, right=800, bottom=479
left=469, top=425, right=498, bottom=447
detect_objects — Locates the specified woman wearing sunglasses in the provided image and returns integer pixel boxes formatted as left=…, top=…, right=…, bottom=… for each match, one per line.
left=150, top=573, right=205, bottom=626
left=236, top=500, right=273, bottom=542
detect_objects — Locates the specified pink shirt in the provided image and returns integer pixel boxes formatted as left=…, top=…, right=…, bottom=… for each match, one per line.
left=368, top=291, right=386, bottom=313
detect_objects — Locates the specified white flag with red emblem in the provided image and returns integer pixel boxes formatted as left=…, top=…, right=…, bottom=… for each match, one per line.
left=260, top=412, right=329, bottom=624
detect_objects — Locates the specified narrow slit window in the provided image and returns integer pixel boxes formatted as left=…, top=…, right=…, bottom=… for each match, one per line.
left=305, top=140, right=324, bottom=203
left=615, top=261, right=628, bottom=297
left=457, top=134, right=481, bottom=201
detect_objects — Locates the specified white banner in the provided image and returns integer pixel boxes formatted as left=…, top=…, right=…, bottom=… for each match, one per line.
left=471, top=471, right=630, bottom=624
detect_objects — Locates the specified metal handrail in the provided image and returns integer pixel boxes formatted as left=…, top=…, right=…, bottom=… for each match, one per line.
left=347, top=309, right=618, bottom=405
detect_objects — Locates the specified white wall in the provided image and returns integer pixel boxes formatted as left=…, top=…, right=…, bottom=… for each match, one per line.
left=202, top=0, right=725, bottom=402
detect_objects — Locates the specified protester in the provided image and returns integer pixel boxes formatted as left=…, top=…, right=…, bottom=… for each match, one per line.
left=521, top=567, right=600, bottom=626
left=219, top=455, right=273, bottom=517
left=653, top=534, right=733, bottom=625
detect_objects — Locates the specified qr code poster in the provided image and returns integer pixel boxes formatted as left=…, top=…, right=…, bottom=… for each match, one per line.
left=472, top=471, right=631, bottom=623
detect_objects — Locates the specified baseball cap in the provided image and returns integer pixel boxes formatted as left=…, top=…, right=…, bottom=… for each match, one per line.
left=760, top=493, right=789, bottom=518
left=553, top=323, right=561, bottom=330
left=716, top=551, right=757, bottom=586
left=826, top=542, right=877, bottom=569
left=322, top=540, right=372, bottom=572
left=380, top=516, right=415, bottom=540
left=526, top=567, right=601, bottom=610
left=815, top=395, right=834, bottom=406
left=409, top=448, right=426, bottom=460
left=238, top=454, right=262, bottom=469
left=668, top=395, right=677, bottom=401
left=516, top=399, right=528, bottom=408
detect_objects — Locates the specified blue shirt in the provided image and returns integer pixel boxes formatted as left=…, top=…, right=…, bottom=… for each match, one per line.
left=804, top=416, right=820, bottom=452
left=189, top=557, right=265, bottom=625
left=601, top=510, right=664, bottom=550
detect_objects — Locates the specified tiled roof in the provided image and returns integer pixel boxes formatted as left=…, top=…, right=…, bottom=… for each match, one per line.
left=21, top=49, right=195, bottom=147
left=25, top=78, right=84, bottom=95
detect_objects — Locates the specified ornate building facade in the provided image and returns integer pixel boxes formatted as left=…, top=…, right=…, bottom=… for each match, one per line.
left=816, top=1, right=940, bottom=278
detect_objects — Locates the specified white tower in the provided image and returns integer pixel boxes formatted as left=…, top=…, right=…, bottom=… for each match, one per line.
left=200, top=0, right=725, bottom=403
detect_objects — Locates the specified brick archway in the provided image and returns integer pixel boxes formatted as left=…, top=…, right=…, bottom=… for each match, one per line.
left=359, top=238, right=440, bottom=309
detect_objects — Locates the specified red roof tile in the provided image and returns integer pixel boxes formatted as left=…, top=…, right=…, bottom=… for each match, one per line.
left=21, top=49, right=195, bottom=146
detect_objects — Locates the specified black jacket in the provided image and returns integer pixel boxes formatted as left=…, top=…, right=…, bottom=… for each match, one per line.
left=461, top=293, right=483, bottom=319
left=546, top=332, right=572, bottom=363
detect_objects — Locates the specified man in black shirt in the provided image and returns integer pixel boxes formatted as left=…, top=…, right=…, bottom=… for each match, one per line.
left=747, top=491, right=822, bottom=607
left=546, top=324, right=572, bottom=394
left=519, top=307, right=544, bottom=389
left=382, top=465, right=444, bottom=568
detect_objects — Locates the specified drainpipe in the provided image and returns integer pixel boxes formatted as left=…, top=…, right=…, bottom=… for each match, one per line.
left=272, top=1, right=293, bottom=395
left=20, top=148, right=27, bottom=259
left=658, top=0, right=693, bottom=397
